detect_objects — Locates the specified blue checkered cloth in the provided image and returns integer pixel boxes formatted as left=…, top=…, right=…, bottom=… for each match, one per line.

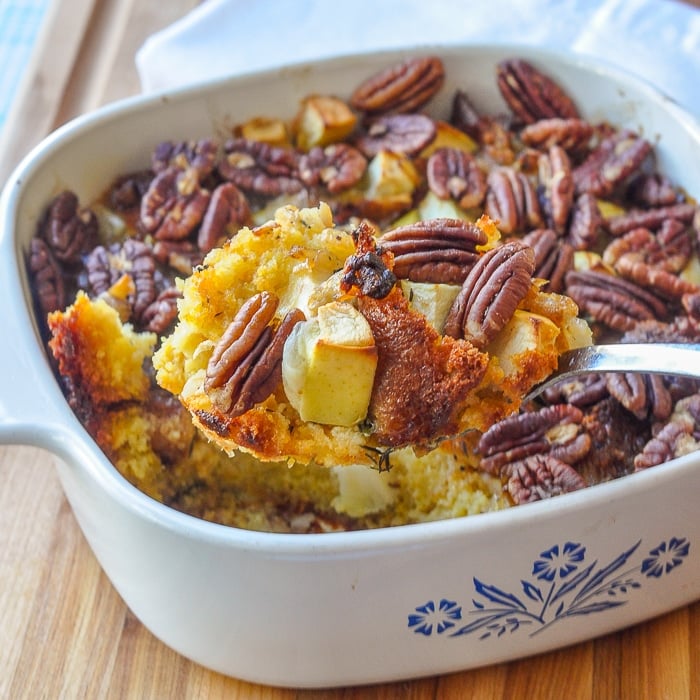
left=0, top=0, right=51, bottom=133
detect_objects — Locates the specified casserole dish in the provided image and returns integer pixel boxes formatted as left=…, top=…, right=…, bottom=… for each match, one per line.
left=1, top=45, right=699, bottom=688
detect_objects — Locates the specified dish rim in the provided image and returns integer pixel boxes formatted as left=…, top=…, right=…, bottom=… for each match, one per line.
left=2, top=42, right=700, bottom=554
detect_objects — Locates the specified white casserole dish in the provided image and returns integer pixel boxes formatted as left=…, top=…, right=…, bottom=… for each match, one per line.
left=0, top=45, right=699, bottom=688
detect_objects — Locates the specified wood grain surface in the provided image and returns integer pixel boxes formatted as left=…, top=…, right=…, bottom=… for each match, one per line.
left=1, top=1, right=699, bottom=697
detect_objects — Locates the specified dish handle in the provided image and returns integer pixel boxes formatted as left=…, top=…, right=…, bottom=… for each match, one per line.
left=0, top=268, right=72, bottom=452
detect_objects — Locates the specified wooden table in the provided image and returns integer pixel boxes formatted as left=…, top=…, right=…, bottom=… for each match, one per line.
left=1, top=1, right=699, bottom=697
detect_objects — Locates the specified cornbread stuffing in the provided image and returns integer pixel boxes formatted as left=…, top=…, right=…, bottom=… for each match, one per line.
left=153, top=203, right=588, bottom=466
left=29, top=54, right=700, bottom=532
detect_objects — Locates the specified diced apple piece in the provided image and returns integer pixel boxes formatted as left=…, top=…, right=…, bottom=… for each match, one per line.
left=518, top=289, right=593, bottom=353
left=277, top=255, right=343, bottom=318
left=489, top=309, right=561, bottom=380
left=573, top=250, right=615, bottom=274
left=278, top=273, right=320, bottom=319
left=681, top=254, right=700, bottom=285
left=417, top=190, right=474, bottom=222
left=333, top=150, right=421, bottom=221
left=91, top=203, right=127, bottom=244
left=365, top=149, right=420, bottom=200
left=596, top=198, right=626, bottom=219
left=306, top=270, right=345, bottom=315
left=400, top=280, right=460, bottom=333
left=294, top=95, right=357, bottom=151
left=560, top=315, right=593, bottom=351
left=238, top=116, right=290, bottom=146
left=282, top=301, right=378, bottom=426
left=331, top=465, right=396, bottom=517
left=388, top=208, right=421, bottom=228
left=419, top=120, right=478, bottom=157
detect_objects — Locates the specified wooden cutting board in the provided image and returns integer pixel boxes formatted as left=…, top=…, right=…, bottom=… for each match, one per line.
left=1, top=1, right=699, bottom=697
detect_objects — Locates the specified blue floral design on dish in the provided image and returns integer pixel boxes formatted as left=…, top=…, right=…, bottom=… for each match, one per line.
left=407, top=598, right=462, bottom=636
left=408, top=537, right=690, bottom=639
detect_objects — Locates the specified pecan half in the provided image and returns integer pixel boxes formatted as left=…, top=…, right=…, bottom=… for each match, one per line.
left=572, top=130, right=652, bottom=198
left=350, top=56, right=445, bottom=115
left=233, top=307, right=306, bottom=415
left=614, top=255, right=697, bottom=302
left=538, top=145, right=574, bottom=234
left=602, top=227, right=654, bottom=268
left=140, top=286, right=181, bottom=334
left=140, top=167, right=211, bottom=241
left=379, top=218, right=486, bottom=284
left=628, top=173, right=681, bottom=208
left=206, top=292, right=278, bottom=393
left=566, top=193, right=602, bottom=251
left=603, top=225, right=691, bottom=274
left=298, top=143, right=367, bottom=193
left=152, top=138, right=218, bottom=179
left=197, top=182, right=251, bottom=253
left=119, top=240, right=157, bottom=320
left=485, top=167, right=544, bottom=235
left=146, top=388, right=196, bottom=464
left=353, top=113, right=436, bottom=158
left=477, top=403, right=588, bottom=474
left=656, top=219, right=694, bottom=272
left=443, top=240, right=535, bottom=347
left=521, top=228, right=574, bottom=293
left=564, top=269, right=668, bottom=331
left=41, top=191, right=98, bottom=265
left=218, top=138, right=303, bottom=196
left=634, top=393, right=700, bottom=470
left=450, top=90, right=516, bottom=164
left=519, top=118, right=593, bottom=153
left=108, top=170, right=153, bottom=212
left=634, top=420, right=691, bottom=470
left=28, top=237, right=66, bottom=315
left=505, top=454, right=586, bottom=504
left=84, top=239, right=157, bottom=320
left=450, top=89, right=483, bottom=141
left=426, top=147, right=486, bottom=210
left=606, top=202, right=696, bottom=237
left=540, top=373, right=609, bottom=408
left=496, top=59, right=580, bottom=125
left=606, top=372, right=673, bottom=422
left=205, top=292, right=305, bottom=416
left=152, top=240, right=204, bottom=275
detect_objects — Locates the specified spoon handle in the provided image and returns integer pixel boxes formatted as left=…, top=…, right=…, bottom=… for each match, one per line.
left=525, top=342, right=700, bottom=402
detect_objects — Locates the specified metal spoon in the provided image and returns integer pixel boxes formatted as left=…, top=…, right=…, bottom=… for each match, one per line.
left=524, top=342, right=700, bottom=402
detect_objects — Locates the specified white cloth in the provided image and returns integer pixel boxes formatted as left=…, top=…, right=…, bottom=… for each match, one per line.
left=136, top=0, right=700, bottom=117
